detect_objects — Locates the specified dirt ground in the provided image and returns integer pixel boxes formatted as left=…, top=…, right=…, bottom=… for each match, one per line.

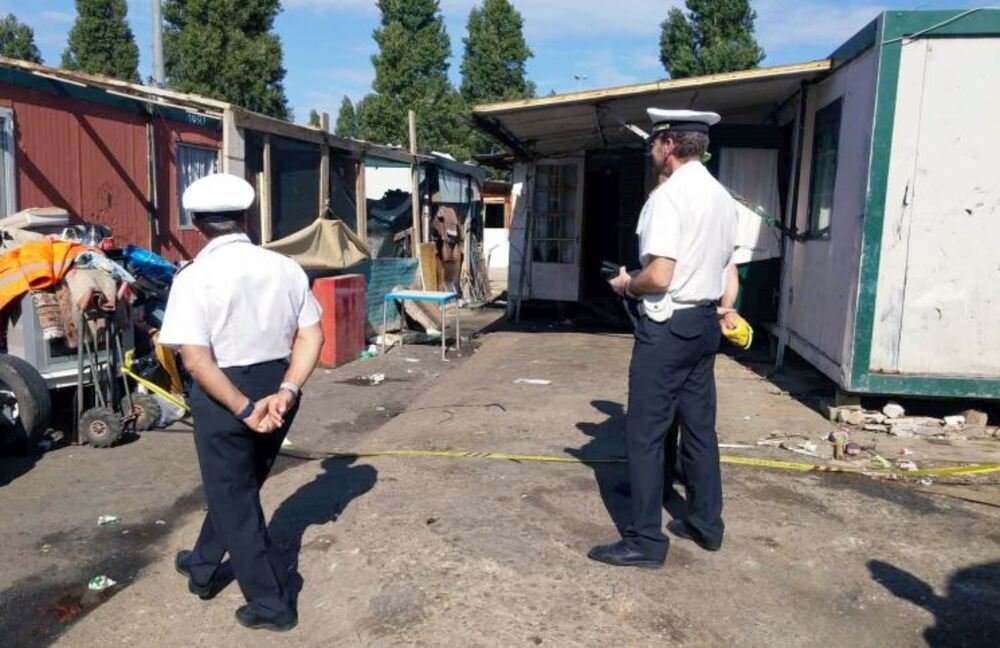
left=4, top=310, right=1000, bottom=647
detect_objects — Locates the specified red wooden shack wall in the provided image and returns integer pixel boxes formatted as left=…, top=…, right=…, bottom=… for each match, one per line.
left=0, top=82, right=221, bottom=261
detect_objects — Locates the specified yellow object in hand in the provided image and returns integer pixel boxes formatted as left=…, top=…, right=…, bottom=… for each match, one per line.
left=721, top=313, right=753, bottom=350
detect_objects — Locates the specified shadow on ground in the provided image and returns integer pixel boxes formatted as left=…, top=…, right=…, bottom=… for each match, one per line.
left=568, top=400, right=688, bottom=538
left=869, top=559, right=1000, bottom=646
left=268, top=458, right=378, bottom=607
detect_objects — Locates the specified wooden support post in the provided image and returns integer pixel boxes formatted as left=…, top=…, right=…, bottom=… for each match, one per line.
left=409, top=109, right=421, bottom=258
left=355, top=156, right=368, bottom=242
left=319, top=112, right=330, bottom=219
left=261, top=134, right=273, bottom=244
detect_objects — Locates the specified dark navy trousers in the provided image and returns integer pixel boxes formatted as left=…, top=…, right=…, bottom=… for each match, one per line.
left=624, top=302, right=724, bottom=560
left=183, top=359, right=297, bottom=619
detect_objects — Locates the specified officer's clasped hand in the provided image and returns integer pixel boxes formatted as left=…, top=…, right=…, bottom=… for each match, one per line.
left=241, top=395, right=287, bottom=434
left=608, top=266, right=631, bottom=297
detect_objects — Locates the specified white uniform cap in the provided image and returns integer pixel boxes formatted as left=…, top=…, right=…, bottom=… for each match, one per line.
left=647, top=108, right=721, bottom=136
left=181, top=173, right=255, bottom=217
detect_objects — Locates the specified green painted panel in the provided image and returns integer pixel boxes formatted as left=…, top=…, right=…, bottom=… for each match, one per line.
left=851, top=8, right=1000, bottom=396
left=862, top=373, right=1000, bottom=400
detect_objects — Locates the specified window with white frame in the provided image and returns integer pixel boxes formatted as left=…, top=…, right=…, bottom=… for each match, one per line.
left=0, top=108, right=16, bottom=219
left=807, top=98, right=842, bottom=237
left=177, top=144, right=219, bottom=228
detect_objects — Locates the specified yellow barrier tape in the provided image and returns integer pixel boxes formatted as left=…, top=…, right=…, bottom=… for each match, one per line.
left=281, top=446, right=1000, bottom=478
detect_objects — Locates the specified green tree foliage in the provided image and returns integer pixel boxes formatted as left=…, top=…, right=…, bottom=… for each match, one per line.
left=62, top=0, right=140, bottom=81
left=163, top=0, right=289, bottom=119
left=335, top=96, right=359, bottom=138
left=0, top=14, right=42, bottom=63
left=308, top=108, right=321, bottom=127
left=659, top=0, right=764, bottom=79
left=460, top=0, right=534, bottom=105
left=460, top=0, right=534, bottom=156
left=356, top=0, right=467, bottom=160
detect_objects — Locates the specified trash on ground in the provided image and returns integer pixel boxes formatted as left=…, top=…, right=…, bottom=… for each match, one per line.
left=831, top=430, right=848, bottom=460
left=404, top=357, right=420, bottom=363
left=846, top=442, right=862, bottom=456
left=718, top=443, right=754, bottom=449
left=883, top=402, right=906, bottom=419
left=943, top=415, right=965, bottom=428
left=864, top=412, right=887, bottom=424
left=88, top=575, right=117, bottom=591
left=961, top=409, right=989, bottom=427
left=514, top=378, right=551, bottom=386
left=843, top=410, right=867, bottom=426
left=154, top=520, right=166, bottom=526
left=917, top=477, right=934, bottom=486
left=900, top=448, right=915, bottom=457
left=897, top=459, right=919, bottom=471
left=350, top=373, right=386, bottom=386
left=781, top=440, right=819, bottom=457
left=863, top=423, right=889, bottom=433
left=97, top=515, right=120, bottom=526
left=281, top=437, right=293, bottom=448
left=870, top=453, right=893, bottom=469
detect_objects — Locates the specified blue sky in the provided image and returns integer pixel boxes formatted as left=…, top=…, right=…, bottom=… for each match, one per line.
left=6, top=1, right=977, bottom=122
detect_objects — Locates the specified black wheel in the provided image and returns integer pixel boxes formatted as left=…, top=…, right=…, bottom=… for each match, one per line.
left=0, top=354, right=52, bottom=447
left=79, top=407, right=124, bottom=448
left=121, top=393, right=162, bottom=431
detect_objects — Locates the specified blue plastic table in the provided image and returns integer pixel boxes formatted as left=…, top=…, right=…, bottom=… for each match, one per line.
left=382, top=290, right=460, bottom=359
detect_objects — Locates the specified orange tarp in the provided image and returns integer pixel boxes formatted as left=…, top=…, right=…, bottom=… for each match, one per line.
left=0, top=240, right=88, bottom=312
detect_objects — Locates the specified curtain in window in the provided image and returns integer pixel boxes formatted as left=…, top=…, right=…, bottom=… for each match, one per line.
left=177, top=145, right=219, bottom=227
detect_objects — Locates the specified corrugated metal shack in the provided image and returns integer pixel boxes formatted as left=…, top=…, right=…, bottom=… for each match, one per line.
left=0, top=57, right=485, bottom=269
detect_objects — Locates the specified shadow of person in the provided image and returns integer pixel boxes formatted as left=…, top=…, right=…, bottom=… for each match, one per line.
left=268, top=457, right=378, bottom=608
left=0, top=448, right=41, bottom=488
left=567, top=400, right=631, bottom=533
left=868, top=559, right=1000, bottom=646
left=567, top=400, right=690, bottom=535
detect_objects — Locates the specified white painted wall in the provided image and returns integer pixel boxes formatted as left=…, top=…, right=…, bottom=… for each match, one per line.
left=506, top=162, right=531, bottom=301
left=870, top=38, right=1000, bottom=376
left=484, top=227, right=509, bottom=290
left=785, top=47, right=879, bottom=384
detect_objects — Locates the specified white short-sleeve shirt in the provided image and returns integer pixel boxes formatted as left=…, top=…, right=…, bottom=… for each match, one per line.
left=159, top=233, right=322, bottom=368
left=636, top=161, right=738, bottom=306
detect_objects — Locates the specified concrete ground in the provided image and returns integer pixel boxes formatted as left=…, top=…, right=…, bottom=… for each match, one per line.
left=3, top=313, right=1000, bottom=647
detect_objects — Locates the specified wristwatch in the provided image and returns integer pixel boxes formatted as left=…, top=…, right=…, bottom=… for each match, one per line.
left=279, top=382, right=301, bottom=401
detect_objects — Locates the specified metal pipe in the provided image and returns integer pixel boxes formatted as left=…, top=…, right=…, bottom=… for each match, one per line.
left=152, top=0, right=165, bottom=87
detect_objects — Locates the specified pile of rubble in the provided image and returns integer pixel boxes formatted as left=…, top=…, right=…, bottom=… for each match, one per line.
left=829, top=402, right=995, bottom=439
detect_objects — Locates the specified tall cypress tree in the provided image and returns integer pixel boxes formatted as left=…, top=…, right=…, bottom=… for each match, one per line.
left=335, top=96, right=359, bottom=138
left=660, top=0, right=764, bottom=79
left=460, top=0, right=534, bottom=156
left=356, top=0, right=466, bottom=159
left=0, top=14, right=42, bottom=63
left=308, top=109, right=321, bottom=127
left=62, top=0, right=140, bottom=82
left=164, top=0, right=289, bottom=119
left=460, top=0, right=534, bottom=105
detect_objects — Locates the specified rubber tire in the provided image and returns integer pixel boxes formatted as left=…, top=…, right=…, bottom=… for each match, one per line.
left=121, top=393, right=162, bottom=431
left=79, top=407, right=124, bottom=448
left=0, top=353, right=53, bottom=447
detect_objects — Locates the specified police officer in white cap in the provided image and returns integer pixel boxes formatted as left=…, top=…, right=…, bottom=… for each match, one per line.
left=589, top=109, right=738, bottom=568
left=159, top=172, right=324, bottom=630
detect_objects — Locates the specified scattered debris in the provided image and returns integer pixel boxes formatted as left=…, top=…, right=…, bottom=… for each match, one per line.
left=843, top=410, right=867, bottom=426
left=514, top=378, right=551, bottom=386
left=897, top=459, right=919, bottom=472
left=719, top=443, right=754, bottom=449
left=846, top=442, right=862, bottom=457
left=425, top=517, right=438, bottom=525
left=917, top=477, right=934, bottom=486
left=900, top=448, right=915, bottom=457
left=781, top=440, right=820, bottom=457
left=863, top=423, right=890, bottom=433
left=376, top=406, right=386, bottom=412
left=870, top=453, right=892, bottom=469
left=943, top=415, right=966, bottom=428
left=883, top=402, right=906, bottom=419
left=154, top=520, right=166, bottom=526
left=864, top=412, right=887, bottom=424
left=403, top=358, right=420, bottom=363
left=87, top=575, right=117, bottom=591
left=961, top=409, right=989, bottom=427
left=351, top=373, right=386, bottom=386
left=41, top=543, right=52, bottom=553
left=831, top=431, right=849, bottom=460
left=37, top=439, right=53, bottom=451
left=97, top=515, right=120, bottom=526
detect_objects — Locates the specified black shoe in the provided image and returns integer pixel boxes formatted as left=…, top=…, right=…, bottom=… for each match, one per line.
left=175, top=550, right=226, bottom=600
left=587, top=541, right=664, bottom=569
left=667, top=519, right=722, bottom=552
left=235, top=605, right=298, bottom=632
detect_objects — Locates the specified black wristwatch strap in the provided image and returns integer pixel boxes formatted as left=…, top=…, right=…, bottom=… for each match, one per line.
left=235, top=400, right=254, bottom=420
